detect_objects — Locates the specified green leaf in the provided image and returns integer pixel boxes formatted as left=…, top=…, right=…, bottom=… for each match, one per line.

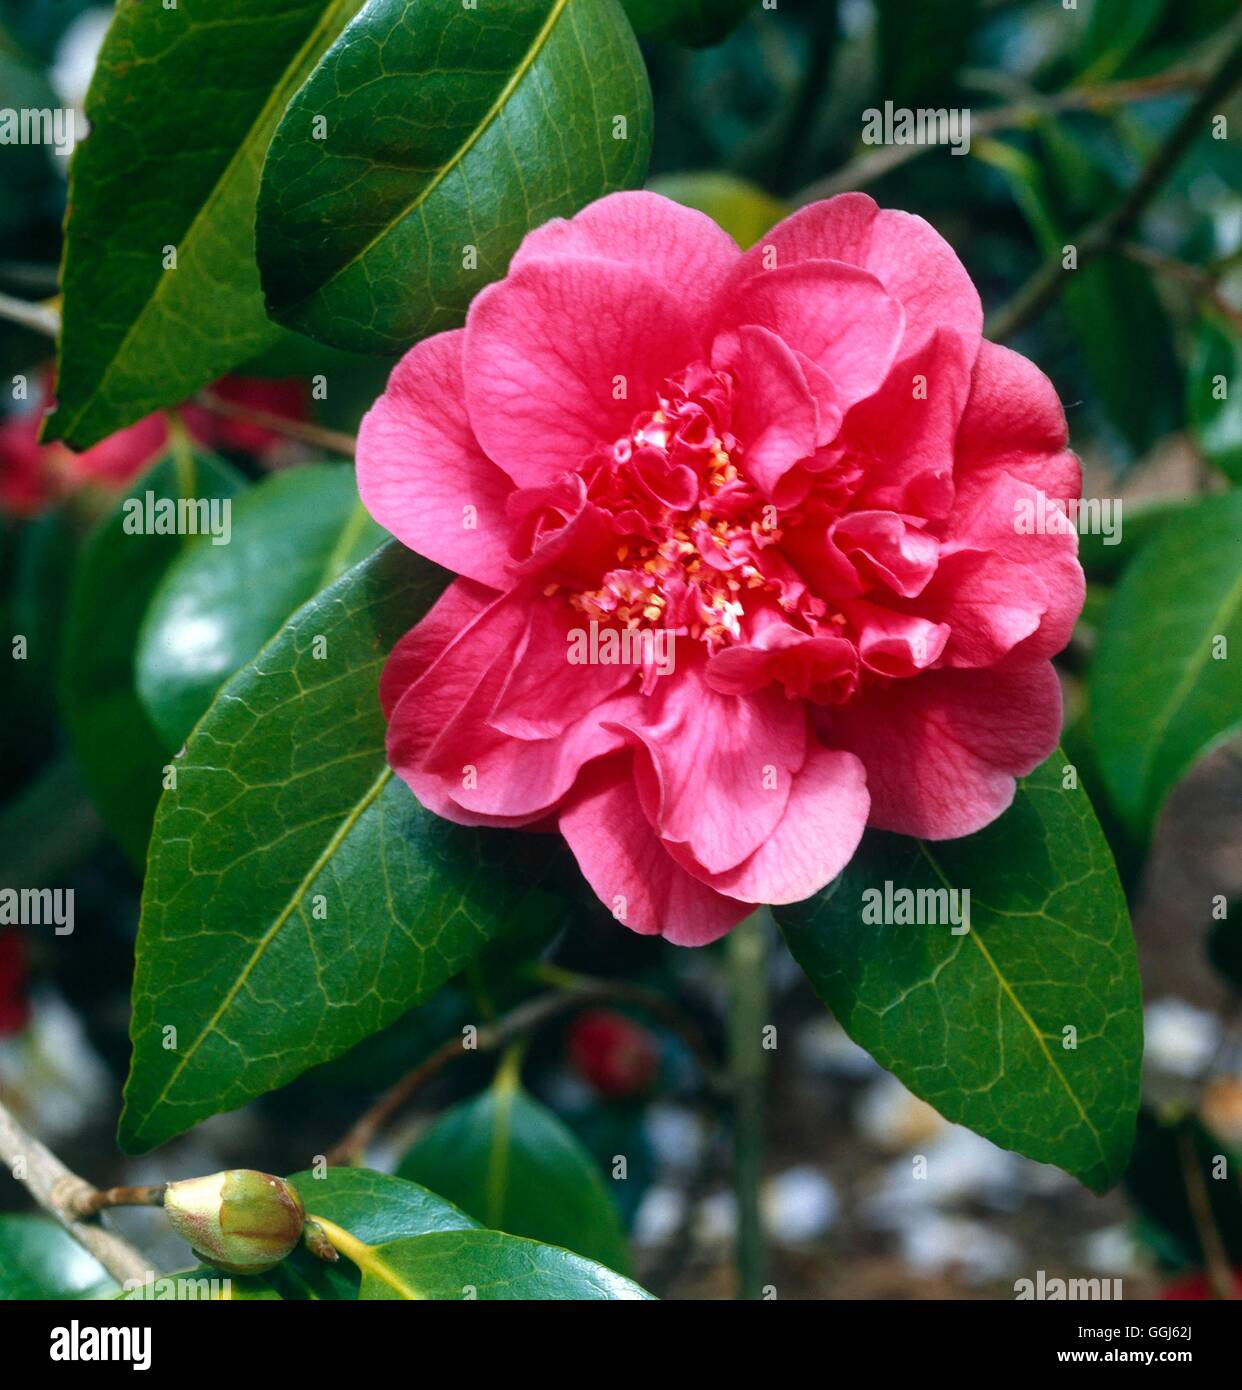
left=777, top=751, right=1141, bottom=1193
left=124, top=1168, right=479, bottom=1300
left=0, top=1216, right=119, bottom=1300
left=60, top=452, right=244, bottom=866
left=120, top=542, right=561, bottom=1153
left=876, top=0, right=979, bottom=106
left=1124, top=1110, right=1242, bottom=1269
left=647, top=172, right=788, bottom=249
left=47, top=0, right=367, bottom=449
left=1187, top=315, right=1242, bottom=484
left=1090, top=492, right=1242, bottom=839
left=398, top=1060, right=630, bottom=1272
left=1076, top=495, right=1190, bottom=583
left=136, top=465, right=384, bottom=750
left=622, top=0, right=757, bottom=48
left=346, top=1229, right=651, bottom=1300
left=256, top=0, right=652, bottom=354
left=977, top=132, right=1179, bottom=461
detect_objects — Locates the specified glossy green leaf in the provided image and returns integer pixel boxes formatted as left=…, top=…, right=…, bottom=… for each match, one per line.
left=47, top=0, right=366, bottom=449
left=1090, top=492, right=1242, bottom=839
left=120, top=542, right=561, bottom=1153
left=136, top=465, right=384, bottom=750
left=60, top=453, right=243, bottom=866
left=256, top=0, right=652, bottom=354
left=0, top=1216, right=118, bottom=1300
left=398, top=1062, right=630, bottom=1272
left=348, top=1229, right=651, bottom=1300
left=124, top=1168, right=479, bottom=1300
left=647, top=172, right=787, bottom=249
left=778, top=752, right=1141, bottom=1193
left=1187, top=315, right=1242, bottom=484
left=622, top=0, right=757, bottom=48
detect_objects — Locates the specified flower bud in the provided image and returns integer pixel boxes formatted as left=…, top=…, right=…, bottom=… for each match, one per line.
left=163, top=1170, right=306, bottom=1275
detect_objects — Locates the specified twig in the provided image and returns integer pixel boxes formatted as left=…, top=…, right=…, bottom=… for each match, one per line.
left=1177, top=1126, right=1237, bottom=1300
left=0, top=1098, right=153, bottom=1287
left=986, top=23, right=1242, bottom=341
left=728, top=911, right=769, bottom=1300
left=194, top=389, right=356, bottom=458
left=0, top=290, right=59, bottom=340
left=1118, top=242, right=1242, bottom=336
left=327, top=977, right=724, bottom=1166
left=797, top=68, right=1205, bottom=204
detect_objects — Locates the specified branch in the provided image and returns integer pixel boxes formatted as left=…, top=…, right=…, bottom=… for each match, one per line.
left=986, top=23, right=1242, bottom=341
left=1118, top=242, right=1242, bottom=336
left=326, top=977, right=724, bottom=1166
left=0, top=1098, right=153, bottom=1287
left=194, top=390, right=357, bottom=458
left=797, top=67, right=1206, bottom=204
left=0, top=291, right=59, bottom=340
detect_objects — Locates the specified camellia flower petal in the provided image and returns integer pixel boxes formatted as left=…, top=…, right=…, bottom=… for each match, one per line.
left=358, top=191, right=1082, bottom=945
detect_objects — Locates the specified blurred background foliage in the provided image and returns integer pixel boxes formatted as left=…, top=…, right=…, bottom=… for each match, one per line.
left=1, top=0, right=1241, bottom=1299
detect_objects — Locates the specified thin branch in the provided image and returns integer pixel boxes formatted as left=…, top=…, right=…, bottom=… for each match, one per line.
left=0, top=1098, right=153, bottom=1287
left=0, top=290, right=59, bottom=340
left=797, top=68, right=1206, bottom=204
left=1177, top=1126, right=1237, bottom=1300
left=986, top=23, right=1242, bottom=341
left=1118, top=241, right=1242, bottom=336
left=194, top=389, right=357, bottom=458
left=326, top=977, right=724, bottom=1166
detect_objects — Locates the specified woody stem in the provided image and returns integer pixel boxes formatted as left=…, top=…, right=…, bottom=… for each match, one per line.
left=729, top=910, right=770, bottom=1300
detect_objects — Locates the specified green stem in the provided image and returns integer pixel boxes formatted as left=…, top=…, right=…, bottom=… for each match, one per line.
left=728, top=910, right=769, bottom=1300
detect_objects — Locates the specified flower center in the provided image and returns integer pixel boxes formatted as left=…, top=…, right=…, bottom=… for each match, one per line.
left=566, top=362, right=811, bottom=651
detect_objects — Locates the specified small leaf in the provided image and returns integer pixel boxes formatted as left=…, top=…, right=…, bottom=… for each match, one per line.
left=60, top=452, right=243, bottom=865
left=256, top=0, right=652, bottom=354
left=398, top=1060, right=630, bottom=1272
left=47, top=0, right=366, bottom=448
left=0, top=1216, right=118, bottom=1300
left=1090, top=492, right=1242, bottom=839
left=1187, top=315, right=1242, bottom=484
left=136, top=465, right=385, bottom=750
left=347, top=1229, right=651, bottom=1300
left=778, top=751, right=1141, bottom=1193
left=120, top=543, right=562, bottom=1152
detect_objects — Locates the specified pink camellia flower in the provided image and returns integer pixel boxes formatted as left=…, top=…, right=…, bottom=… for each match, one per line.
left=358, top=192, right=1083, bottom=946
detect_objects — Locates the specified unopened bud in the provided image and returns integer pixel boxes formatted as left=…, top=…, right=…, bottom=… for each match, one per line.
left=163, top=1170, right=307, bottom=1275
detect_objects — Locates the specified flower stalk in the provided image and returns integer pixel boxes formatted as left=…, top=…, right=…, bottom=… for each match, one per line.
left=728, top=910, right=770, bottom=1300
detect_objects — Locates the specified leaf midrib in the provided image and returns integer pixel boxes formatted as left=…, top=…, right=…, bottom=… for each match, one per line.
left=915, top=839, right=1109, bottom=1171
left=129, top=762, right=392, bottom=1141
left=278, top=0, right=571, bottom=312
left=57, top=0, right=361, bottom=440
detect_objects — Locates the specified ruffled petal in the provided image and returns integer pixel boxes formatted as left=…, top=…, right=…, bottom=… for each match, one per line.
left=464, top=256, right=704, bottom=488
